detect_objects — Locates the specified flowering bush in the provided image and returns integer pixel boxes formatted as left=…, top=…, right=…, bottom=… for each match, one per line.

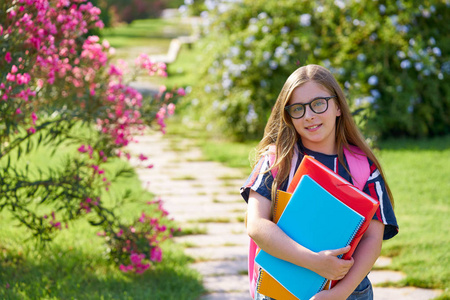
left=182, top=0, right=449, bottom=140
left=0, top=0, right=184, bottom=273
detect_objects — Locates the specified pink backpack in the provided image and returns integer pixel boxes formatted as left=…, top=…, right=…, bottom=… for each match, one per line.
left=247, top=145, right=370, bottom=299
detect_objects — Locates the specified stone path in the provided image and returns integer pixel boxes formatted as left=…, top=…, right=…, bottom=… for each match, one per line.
left=128, top=132, right=442, bottom=299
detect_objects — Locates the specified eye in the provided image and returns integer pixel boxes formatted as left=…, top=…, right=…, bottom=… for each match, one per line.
left=312, top=99, right=326, bottom=108
left=292, top=105, right=304, bottom=113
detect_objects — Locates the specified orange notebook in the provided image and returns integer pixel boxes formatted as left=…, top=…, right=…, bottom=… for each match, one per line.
left=256, top=156, right=379, bottom=298
left=256, top=190, right=297, bottom=299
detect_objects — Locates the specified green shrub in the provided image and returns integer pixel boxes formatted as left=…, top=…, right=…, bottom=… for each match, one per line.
left=182, top=0, right=449, bottom=140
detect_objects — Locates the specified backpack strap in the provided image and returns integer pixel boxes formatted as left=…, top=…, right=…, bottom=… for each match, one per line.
left=268, top=144, right=299, bottom=185
left=248, top=144, right=299, bottom=298
left=343, top=145, right=370, bottom=191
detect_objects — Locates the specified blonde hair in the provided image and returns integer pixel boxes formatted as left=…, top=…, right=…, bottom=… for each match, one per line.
left=255, top=64, right=394, bottom=208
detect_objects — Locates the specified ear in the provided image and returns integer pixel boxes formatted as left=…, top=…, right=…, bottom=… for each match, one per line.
left=336, top=105, right=341, bottom=117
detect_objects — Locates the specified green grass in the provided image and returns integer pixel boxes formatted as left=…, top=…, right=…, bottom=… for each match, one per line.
left=376, top=136, right=450, bottom=294
left=156, top=44, right=205, bottom=88
left=102, top=18, right=192, bottom=49
left=166, top=118, right=258, bottom=173
left=0, top=221, right=204, bottom=299
left=0, top=124, right=205, bottom=299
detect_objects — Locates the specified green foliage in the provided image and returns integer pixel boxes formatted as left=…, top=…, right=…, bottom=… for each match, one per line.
left=183, top=0, right=449, bottom=140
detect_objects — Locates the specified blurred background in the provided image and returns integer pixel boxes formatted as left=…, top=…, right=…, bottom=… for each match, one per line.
left=1, top=0, right=449, bottom=299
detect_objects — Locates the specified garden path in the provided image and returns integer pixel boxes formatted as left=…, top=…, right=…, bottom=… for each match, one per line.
left=127, top=131, right=442, bottom=300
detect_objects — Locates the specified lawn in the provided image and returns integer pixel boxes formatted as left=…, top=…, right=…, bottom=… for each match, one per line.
left=102, top=18, right=192, bottom=50
left=0, top=124, right=205, bottom=299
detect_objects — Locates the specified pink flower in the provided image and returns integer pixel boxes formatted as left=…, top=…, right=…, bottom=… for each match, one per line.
left=11, top=65, right=18, bottom=74
left=78, top=145, right=87, bottom=153
left=139, top=212, right=146, bottom=223
left=167, top=103, right=176, bottom=115
left=119, top=264, right=129, bottom=272
left=130, top=253, right=143, bottom=264
left=16, top=108, right=22, bottom=114
left=150, top=247, right=162, bottom=262
left=27, top=127, right=36, bottom=134
left=177, top=87, right=186, bottom=96
left=138, top=154, right=148, bottom=161
left=8, top=9, right=16, bottom=19
left=31, top=112, right=37, bottom=124
left=6, top=73, right=15, bottom=82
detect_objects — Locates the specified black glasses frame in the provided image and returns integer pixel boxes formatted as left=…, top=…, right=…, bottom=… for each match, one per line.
left=284, top=96, right=337, bottom=119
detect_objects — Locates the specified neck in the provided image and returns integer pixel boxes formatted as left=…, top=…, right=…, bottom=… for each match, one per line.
left=301, top=141, right=338, bottom=155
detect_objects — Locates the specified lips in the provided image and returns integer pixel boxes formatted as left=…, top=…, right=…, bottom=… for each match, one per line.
left=305, top=124, right=322, bottom=131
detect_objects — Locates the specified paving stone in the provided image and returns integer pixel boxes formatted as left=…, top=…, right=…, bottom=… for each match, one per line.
left=373, top=287, right=442, bottom=300
left=184, top=246, right=247, bottom=261
left=199, top=292, right=250, bottom=300
left=190, top=259, right=247, bottom=276
left=369, top=270, right=406, bottom=284
left=174, top=233, right=248, bottom=247
left=374, top=256, right=393, bottom=268
left=202, top=274, right=248, bottom=293
left=204, top=223, right=247, bottom=235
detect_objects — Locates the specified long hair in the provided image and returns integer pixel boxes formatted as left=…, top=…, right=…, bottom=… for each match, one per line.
left=255, top=64, right=394, bottom=208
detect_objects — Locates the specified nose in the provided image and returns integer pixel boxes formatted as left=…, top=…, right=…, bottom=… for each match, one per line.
left=303, top=104, right=315, bottom=119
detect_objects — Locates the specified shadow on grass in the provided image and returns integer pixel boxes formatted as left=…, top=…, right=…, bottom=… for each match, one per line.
left=379, top=134, right=450, bottom=151
left=0, top=243, right=204, bottom=300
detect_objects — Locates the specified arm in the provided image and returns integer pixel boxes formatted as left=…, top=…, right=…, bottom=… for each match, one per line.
left=247, top=189, right=354, bottom=281
left=310, top=219, right=385, bottom=300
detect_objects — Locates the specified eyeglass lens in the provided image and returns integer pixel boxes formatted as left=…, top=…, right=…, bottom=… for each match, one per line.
left=288, top=98, right=328, bottom=118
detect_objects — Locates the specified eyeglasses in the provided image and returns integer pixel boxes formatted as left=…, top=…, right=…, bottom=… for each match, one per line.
left=285, top=96, right=337, bottom=119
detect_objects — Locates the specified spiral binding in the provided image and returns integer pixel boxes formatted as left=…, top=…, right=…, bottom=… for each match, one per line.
left=317, top=216, right=365, bottom=294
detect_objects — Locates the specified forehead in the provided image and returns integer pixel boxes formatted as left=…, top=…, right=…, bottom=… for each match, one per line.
left=289, top=81, right=331, bottom=105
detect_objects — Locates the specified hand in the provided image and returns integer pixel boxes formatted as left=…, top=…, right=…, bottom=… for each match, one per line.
left=311, top=246, right=354, bottom=281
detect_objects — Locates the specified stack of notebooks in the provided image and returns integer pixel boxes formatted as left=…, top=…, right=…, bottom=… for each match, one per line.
left=254, top=155, right=379, bottom=300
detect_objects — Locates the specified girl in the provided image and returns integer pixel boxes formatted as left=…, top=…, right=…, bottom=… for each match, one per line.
left=241, top=65, right=398, bottom=300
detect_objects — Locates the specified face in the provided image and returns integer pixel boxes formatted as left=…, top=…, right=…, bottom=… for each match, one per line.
left=287, top=81, right=341, bottom=155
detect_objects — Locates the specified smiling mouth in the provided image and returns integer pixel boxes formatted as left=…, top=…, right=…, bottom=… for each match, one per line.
left=306, top=124, right=322, bottom=130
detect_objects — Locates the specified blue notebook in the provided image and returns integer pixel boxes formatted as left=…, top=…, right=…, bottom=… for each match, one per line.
left=255, top=175, right=365, bottom=299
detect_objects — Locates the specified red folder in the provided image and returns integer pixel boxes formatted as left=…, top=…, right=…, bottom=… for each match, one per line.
left=287, top=155, right=379, bottom=288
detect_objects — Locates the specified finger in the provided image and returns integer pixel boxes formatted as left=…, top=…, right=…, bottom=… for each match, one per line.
left=341, top=257, right=355, bottom=268
left=329, top=245, right=351, bottom=256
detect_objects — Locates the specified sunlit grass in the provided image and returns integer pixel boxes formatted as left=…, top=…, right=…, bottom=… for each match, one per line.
left=102, top=18, right=191, bottom=49
left=0, top=123, right=205, bottom=299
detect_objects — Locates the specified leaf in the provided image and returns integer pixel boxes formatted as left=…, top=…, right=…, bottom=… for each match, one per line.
left=88, top=219, right=106, bottom=226
left=17, top=145, right=22, bottom=160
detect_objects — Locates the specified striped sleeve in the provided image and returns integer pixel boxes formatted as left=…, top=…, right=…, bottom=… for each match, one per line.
left=240, top=154, right=274, bottom=203
left=364, top=162, right=399, bottom=240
